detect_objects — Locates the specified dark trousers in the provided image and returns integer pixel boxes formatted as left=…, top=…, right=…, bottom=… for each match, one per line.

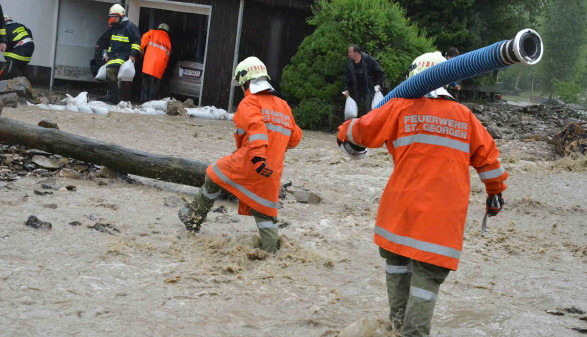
left=0, top=60, right=28, bottom=80
left=354, top=91, right=374, bottom=117
left=140, top=73, right=160, bottom=103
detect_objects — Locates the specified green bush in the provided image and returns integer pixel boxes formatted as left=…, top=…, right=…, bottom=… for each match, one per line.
left=281, top=0, right=435, bottom=130
left=554, top=79, right=581, bottom=103
left=292, top=98, right=337, bottom=131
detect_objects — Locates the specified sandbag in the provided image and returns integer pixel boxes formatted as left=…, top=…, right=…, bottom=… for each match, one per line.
left=117, top=59, right=136, bottom=82
left=344, top=96, right=358, bottom=120
left=371, top=86, right=384, bottom=109
left=95, top=64, right=107, bottom=82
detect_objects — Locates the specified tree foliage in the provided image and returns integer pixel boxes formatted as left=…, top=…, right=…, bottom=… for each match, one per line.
left=281, top=0, right=434, bottom=129
left=538, top=0, right=587, bottom=97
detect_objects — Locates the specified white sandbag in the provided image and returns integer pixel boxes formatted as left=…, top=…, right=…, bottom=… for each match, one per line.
left=47, top=104, right=66, bottom=111
left=65, top=104, right=79, bottom=112
left=78, top=105, right=94, bottom=114
left=74, top=92, right=89, bottom=105
left=117, top=59, right=136, bottom=81
left=141, top=100, right=168, bottom=111
left=344, top=96, right=358, bottom=120
left=371, top=86, right=384, bottom=109
left=95, top=64, right=107, bottom=82
left=186, top=106, right=233, bottom=120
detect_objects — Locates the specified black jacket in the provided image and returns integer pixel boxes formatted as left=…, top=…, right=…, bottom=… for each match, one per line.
left=4, top=22, right=34, bottom=63
left=106, top=17, right=141, bottom=67
left=0, top=5, right=6, bottom=44
left=343, top=52, right=385, bottom=100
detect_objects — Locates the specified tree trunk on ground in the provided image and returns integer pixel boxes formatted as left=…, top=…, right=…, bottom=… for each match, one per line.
left=0, top=116, right=209, bottom=187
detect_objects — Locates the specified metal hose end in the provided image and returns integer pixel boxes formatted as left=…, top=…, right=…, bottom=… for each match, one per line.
left=512, top=28, right=543, bottom=65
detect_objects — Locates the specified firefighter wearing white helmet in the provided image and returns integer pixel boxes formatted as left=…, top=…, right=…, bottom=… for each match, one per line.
left=98, top=3, right=141, bottom=104
left=178, top=56, right=302, bottom=253
left=337, top=51, right=507, bottom=335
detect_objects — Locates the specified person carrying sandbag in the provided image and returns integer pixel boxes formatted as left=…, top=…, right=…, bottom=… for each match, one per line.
left=98, top=4, right=141, bottom=105
left=342, top=44, right=385, bottom=117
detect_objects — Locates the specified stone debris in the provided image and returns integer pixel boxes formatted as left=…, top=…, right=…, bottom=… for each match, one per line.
left=31, top=155, right=62, bottom=169
left=551, top=122, right=586, bottom=155
left=37, top=120, right=60, bottom=129
left=166, top=100, right=186, bottom=116
left=0, top=93, right=19, bottom=108
left=88, top=223, right=119, bottom=235
left=24, top=215, right=52, bottom=229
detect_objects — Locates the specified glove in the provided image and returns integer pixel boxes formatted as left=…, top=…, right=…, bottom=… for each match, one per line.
left=252, top=156, right=273, bottom=178
left=486, top=193, right=504, bottom=216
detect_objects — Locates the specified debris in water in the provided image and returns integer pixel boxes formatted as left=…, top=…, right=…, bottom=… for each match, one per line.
left=25, top=215, right=52, bottom=229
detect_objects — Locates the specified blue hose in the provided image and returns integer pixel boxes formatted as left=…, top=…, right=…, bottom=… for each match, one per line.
left=374, top=29, right=543, bottom=108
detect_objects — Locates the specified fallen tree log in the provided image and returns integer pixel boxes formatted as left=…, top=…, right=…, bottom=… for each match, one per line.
left=0, top=116, right=208, bottom=187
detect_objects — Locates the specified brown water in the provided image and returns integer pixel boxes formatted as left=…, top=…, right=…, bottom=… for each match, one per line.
left=1, top=106, right=585, bottom=336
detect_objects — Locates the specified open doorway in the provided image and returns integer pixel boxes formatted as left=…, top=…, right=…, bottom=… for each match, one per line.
left=129, top=0, right=211, bottom=104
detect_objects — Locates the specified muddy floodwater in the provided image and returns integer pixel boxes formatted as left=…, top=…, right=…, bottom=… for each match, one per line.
left=1, top=106, right=586, bottom=336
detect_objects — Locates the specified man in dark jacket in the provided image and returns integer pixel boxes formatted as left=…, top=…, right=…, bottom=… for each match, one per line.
left=99, top=4, right=141, bottom=104
left=1, top=16, right=35, bottom=80
left=343, top=44, right=385, bottom=117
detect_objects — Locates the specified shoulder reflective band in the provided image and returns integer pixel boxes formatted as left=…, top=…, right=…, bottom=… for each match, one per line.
left=148, top=41, right=169, bottom=55
left=212, top=164, right=279, bottom=209
left=375, top=226, right=461, bottom=260
left=393, top=134, right=470, bottom=153
left=13, top=31, right=29, bottom=41
left=478, top=166, right=505, bottom=181
left=3, top=52, right=31, bottom=62
left=111, top=35, right=129, bottom=42
left=131, top=43, right=141, bottom=51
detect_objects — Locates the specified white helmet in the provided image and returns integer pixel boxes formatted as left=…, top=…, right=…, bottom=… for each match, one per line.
left=158, top=23, right=170, bottom=32
left=4, top=16, right=12, bottom=23
left=407, top=51, right=452, bottom=98
left=109, top=4, right=125, bottom=17
left=339, top=141, right=367, bottom=160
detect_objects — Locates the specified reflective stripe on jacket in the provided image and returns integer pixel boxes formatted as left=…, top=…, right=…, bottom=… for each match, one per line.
left=207, top=89, right=302, bottom=217
left=140, top=29, right=171, bottom=79
left=338, top=97, right=507, bottom=270
left=107, top=17, right=141, bottom=68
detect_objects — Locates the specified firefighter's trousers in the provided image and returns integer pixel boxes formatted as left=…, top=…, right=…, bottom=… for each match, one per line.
left=380, top=247, right=450, bottom=337
left=186, top=175, right=280, bottom=253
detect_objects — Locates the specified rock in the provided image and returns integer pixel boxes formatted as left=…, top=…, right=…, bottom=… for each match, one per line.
left=96, top=178, right=111, bottom=186
left=88, top=223, right=119, bottom=235
left=293, top=190, right=322, bottom=204
left=99, top=166, right=119, bottom=179
left=212, top=205, right=228, bottom=213
left=167, top=100, right=186, bottom=116
left=0, top=101, right=3, bottom=114
left=59, top=168, right=82, bottom=179
left=0, top=77, right=36, bottom=99
left=65, top=185, right=77, bottom=191
left=0, top=93, right=18, bottom=108
left=31, top=155, right=62, bottom=169
left=483, top=121, right=503, bottom=139
left=43, top=204, right=58, bottom=209
left=25, top=215, right=52, bottom=229
left=183, top=98, right=196, bottom=108
left=37, top=120, right=60, bottom=129
left=34, top=189, right=53, bottom=195
left=69, top=221, right=82, bottom=226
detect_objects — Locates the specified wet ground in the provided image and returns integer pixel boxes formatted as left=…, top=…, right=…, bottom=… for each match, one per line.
left=1, top=106, right=586, bottom=336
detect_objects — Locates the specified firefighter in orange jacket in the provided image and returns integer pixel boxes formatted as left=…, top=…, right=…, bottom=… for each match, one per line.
left=139, top=23, right=171, bottom=103
left=337, top=52, right=507, bottom=336
left=179, top=56, right=302, bottom=253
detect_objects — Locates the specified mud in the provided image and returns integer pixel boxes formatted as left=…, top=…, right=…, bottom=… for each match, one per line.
left=0, top=105, right=586, bottom=336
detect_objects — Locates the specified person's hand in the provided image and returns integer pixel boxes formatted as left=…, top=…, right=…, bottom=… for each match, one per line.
left=129, top=56, right=135, bottom=63
left=375, top=85, right=381, bottom=92
left=104, top=54, right=109, bottom=62
left=456, top=84, right=461, bottom=91
left=252, top=156, right=273, bottom=178
left=486, top=193, right=504, bottom=216
left=343, top=90, right=349, bottom=98
left=0, top=43, right=6, bottom=52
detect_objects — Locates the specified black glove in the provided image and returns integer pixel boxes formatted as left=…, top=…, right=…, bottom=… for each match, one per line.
left=252, top=156, right=273, bottom=178
left=486, top=193, right=504, bottom=216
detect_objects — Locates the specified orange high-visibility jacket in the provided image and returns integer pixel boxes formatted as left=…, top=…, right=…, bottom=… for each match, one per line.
left=338, top=97, right=507, bottom=270
left=140, top=29, right=171, bottom=79
left=207, top=89, right=302, bottom=217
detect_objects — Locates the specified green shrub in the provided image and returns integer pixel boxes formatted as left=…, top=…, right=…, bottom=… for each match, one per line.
left=281, top=0, right=435, bottom=129
left=554, top=79, right=581, bottom=103
left=292, top=98, right=336, bottom=131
